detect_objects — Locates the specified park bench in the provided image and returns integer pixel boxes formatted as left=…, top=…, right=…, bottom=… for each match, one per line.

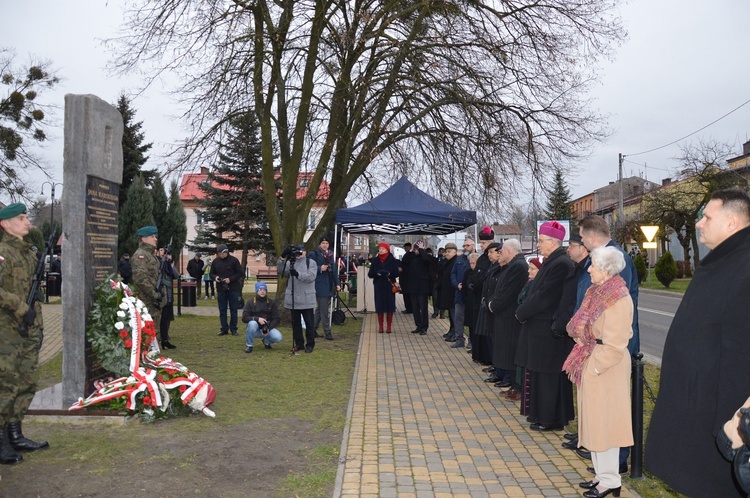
left=255, top=267, right=278, bottom=281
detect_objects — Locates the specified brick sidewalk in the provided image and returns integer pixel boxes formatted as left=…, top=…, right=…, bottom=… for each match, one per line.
left=335, top=305, right=639, bottom=498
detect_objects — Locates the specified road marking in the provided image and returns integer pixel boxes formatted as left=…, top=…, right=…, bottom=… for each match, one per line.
left=638, top=306, right=675, bottom=318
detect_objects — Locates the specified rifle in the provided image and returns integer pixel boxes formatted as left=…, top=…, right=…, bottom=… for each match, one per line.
left=153, top=237, right=173, bottom=310
left=19, top=232, right=56, bottom=339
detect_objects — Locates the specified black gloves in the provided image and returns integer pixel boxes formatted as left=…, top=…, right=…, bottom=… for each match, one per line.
left=281, top=247, right=293, bottom=258
left=289, top=269, right=299, bottom=277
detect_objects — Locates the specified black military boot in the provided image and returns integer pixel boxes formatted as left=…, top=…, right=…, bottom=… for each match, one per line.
left=7, top=421, right=49, bottom=452
left=0, top=425, right=22, bottom=464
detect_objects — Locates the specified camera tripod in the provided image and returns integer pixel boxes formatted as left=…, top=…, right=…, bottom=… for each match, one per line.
left=331, top=290, right=357, bottom=325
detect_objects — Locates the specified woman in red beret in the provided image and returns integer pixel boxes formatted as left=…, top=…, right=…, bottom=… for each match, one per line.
left=368, top=243, right=400, bottom=333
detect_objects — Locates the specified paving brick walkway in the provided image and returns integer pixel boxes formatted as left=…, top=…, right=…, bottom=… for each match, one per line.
left=334, top=303, right=638, bottom=498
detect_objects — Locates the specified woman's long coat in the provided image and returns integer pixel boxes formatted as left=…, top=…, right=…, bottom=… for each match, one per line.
left=577, top=295, right=634, bottom=452
left=368, top=254, right=400, bottom=313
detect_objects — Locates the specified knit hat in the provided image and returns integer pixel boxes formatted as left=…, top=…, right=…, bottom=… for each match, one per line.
left=255, top=281, right=268, bottom=292
left=377, top=242, right=390, bottom=252
left=319, top=236, right=331, bottom=244
left=529, top=257, right=543, bottom=269
left=539, top=221, right=565, bottom=241
left=478, top=226, right=494, bottom=240
left=217, top=244, right=229, bottom=253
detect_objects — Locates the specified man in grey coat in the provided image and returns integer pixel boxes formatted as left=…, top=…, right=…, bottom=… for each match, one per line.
left=277, top=244, right=318, bottom=353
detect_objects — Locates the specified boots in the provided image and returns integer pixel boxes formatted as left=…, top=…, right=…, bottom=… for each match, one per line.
left=0, top=425, right=22, bottom=464
left=7, top=421, right=49, bottom=452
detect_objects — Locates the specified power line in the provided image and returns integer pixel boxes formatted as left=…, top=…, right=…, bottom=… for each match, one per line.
left=625, top=97, right=750, bottom=157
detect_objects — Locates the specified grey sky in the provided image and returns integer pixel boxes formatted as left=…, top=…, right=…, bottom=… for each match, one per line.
left=2, top=0, right=749, bottom=205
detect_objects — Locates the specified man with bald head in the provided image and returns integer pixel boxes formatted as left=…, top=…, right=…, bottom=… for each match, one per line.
left=646, top=189, right=750, bottom=497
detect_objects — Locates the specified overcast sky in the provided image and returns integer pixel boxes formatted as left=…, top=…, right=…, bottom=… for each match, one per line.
left=3, top=0, right=749, bottom=205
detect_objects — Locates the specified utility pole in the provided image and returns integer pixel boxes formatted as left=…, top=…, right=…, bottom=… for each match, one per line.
left=618, top=153, right=625, bottom=244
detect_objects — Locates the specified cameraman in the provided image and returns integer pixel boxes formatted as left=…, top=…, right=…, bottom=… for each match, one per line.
left=277, top=244, right=317, bottom=353
left=309, top=236, right=339, bottom=341
left=210, top=244, right=244, bottom=336
left=241, top=282, right=282, bottom=353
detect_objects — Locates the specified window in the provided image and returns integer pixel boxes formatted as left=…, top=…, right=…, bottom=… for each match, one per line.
left=354, top=236, right=362, bottom=246
left=195, top=210, right=204, bottom=225
left=299, top=178, right=309, bottom=187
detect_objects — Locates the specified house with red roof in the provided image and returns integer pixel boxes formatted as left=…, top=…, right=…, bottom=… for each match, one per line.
left=177, top=167, right=331, bottom=276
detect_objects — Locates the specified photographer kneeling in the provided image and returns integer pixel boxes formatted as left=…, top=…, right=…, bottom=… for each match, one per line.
left=277, top=244, right=317, bottom=353
left=242, top=282, right=282, bottom=353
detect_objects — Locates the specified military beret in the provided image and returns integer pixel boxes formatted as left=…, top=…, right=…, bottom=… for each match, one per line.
left=0, top=203, right=27, bottom=221
left=137, top=226, right=158, bottom=237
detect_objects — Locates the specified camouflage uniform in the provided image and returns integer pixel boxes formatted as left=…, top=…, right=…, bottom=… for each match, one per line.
left=0, top=235, right=43, bottom=425
left=130, top=241, right=165, bottom=326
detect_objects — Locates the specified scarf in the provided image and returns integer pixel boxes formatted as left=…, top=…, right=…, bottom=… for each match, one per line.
left=562, top=275, right=629, bottom=385
left=378, top=252, right=389, bottom=263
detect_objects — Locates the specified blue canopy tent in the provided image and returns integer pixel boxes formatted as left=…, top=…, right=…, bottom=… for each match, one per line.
left=335, top=176, right=477, bottom=235
left=332, top=176, right=477, bottom=315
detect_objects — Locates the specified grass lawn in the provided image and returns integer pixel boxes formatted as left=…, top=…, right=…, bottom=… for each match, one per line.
left=30, top=311, right=362, bottom=497
left=639, top=277, right=691, bottom=293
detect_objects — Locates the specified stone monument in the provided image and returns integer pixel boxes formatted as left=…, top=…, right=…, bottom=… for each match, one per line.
left=61, top=94, right=123, bottom=407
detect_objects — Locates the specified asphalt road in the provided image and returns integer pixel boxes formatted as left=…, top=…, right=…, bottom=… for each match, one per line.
left=638, top=289, right=684, bottom=364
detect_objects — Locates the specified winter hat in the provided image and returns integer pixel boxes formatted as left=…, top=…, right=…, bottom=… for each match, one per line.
left=529, top=257, right=543, bottom=269
left=478, top=225, right=494, bottom=240
left=377, top=242, right=390, bottom=252
left=255, top=281, right=268, bottom=292
left=539, top=221, right=566, bottom=241
left=444, top=242, right=458, bottom=250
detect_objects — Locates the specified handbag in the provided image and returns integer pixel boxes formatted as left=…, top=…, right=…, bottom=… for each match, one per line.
left=391, top=280, right=401, bottom=294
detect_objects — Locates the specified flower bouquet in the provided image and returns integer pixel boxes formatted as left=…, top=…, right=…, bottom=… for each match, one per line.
left=70, top=280, right=216, bottom=421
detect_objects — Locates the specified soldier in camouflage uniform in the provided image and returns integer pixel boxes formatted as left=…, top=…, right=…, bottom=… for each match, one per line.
left=0, top=203, right=49, bottom=465
left=130, top=226, right=165, bottom=330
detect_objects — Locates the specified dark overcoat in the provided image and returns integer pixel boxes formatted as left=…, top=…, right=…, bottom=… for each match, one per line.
left=404, top=250, right=433, bottom=295
left=515, top=246, right=574, bottom=373
left=436, top=257, right=456, bottom=309
left=461, top=267, right=483, bottom=333
left=475, top=262, right=502, bottom=337
left=645, top=226, right=750, bottom=497
left=490, top=253, right=529, bottom=370
left=368, top=253, right=400, bottom=313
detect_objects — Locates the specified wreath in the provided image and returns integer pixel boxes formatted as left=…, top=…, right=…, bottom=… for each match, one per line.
left=70, top=280, right=216, bottom=421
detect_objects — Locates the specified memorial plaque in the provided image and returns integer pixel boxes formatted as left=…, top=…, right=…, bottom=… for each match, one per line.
left=85, top=176, right=120, bottom=285
left=84, top=175, right=120, bottom=394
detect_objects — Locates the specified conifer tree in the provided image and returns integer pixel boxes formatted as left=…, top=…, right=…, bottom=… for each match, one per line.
left=160, top=180, right=187, bottom=257
left=192, top=111, right=277, bottom=272
left=150, top=175, right=169, bottom=235
left=544, top=169, right=573, bottom=221
left=118, top=175, right=154, bottom=257
left=116, top=94, right=156, bottom=208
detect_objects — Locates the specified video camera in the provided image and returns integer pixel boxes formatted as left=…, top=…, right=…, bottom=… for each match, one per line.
left=282, top=244, right=305, bottom=260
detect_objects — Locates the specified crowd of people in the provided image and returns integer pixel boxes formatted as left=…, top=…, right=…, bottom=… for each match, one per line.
left=368, top=217, right=640, bottom=497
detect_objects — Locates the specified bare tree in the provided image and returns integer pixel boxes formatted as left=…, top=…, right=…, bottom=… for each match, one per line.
left=642, top=139, right=745, bottom=272
left=109, top=0, right=624, bottom=254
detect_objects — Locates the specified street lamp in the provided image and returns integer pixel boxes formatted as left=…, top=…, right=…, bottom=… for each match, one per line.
left=38, top=181, right=63, bottom=303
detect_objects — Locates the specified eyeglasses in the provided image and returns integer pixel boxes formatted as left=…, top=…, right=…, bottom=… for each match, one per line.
left=463, top=244, right=473, bottom=247
left=538, top=237, right=555, bottom=244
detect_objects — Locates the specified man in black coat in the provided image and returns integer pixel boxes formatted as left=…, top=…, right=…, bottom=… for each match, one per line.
left=516, top=221, right=574, bottom=431
left=406, top=241, right=433, bottom=335
left=488, top=239, right=528, bottom=399
left=646, top=189, right=750, bottom=497
left=399, top=242, right=413, bottom=313
left=186, top=252, right=205, bottom=298
left=210, top=244, right=244, bottom=336
left=437, top=243, right=457, bottom=341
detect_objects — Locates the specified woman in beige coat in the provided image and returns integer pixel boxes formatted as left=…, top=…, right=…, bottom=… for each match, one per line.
left=563, top=246, right=634, bottom=498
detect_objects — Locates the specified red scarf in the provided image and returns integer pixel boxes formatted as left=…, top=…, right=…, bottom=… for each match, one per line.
left=378, top=252, right=389, bottom=263
left=562, top=275, right=629, bottom=385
